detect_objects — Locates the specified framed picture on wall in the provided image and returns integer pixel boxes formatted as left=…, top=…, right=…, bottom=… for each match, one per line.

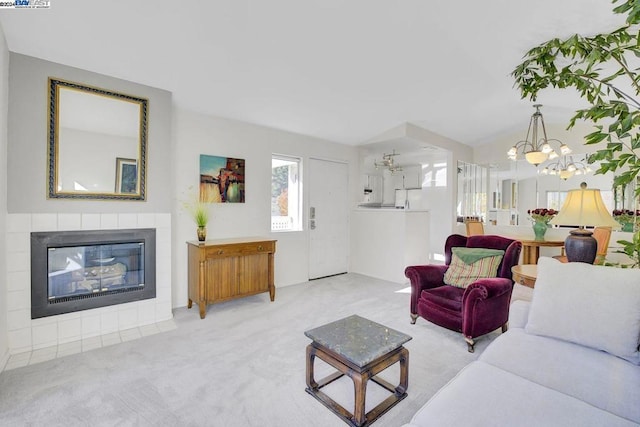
left=199, top=154, right=245, bottom=203
left=115, top=158, right=138, bottom=194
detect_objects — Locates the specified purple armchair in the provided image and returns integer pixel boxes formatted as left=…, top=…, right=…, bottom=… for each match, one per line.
left=405, top=234, right=522, bottom=352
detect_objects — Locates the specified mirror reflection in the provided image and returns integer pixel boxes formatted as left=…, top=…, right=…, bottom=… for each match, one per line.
left=48, top=79, right=148, bottom=200
left=457, top=155, right=635, bottom=228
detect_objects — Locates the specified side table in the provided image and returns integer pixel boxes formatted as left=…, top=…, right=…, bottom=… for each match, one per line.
left=511, top=264, right=538, bottom=288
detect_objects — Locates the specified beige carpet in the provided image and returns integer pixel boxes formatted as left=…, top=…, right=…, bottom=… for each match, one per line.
left=0, top=273, right=502, bottom=426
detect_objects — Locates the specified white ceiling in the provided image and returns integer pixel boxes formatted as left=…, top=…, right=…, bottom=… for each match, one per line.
left=0, top=0, right=627, bottom=147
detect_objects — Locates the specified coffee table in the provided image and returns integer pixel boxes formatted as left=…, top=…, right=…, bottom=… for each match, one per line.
left=304, top=315, right=412, bottom=426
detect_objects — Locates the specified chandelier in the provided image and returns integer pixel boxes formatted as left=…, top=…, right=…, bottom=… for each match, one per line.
left=507, top=104, right=572, bottom=166
left=374, top=150, right=403, bottom=174
left=539, top=155, right=592, bottom=180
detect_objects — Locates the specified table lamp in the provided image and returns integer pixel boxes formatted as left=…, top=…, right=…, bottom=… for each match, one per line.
left=549, top=182, right=620, bottom=263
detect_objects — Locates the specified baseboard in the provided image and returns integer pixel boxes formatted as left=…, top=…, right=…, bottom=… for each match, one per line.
left=0, top=345, right=9, bottom=373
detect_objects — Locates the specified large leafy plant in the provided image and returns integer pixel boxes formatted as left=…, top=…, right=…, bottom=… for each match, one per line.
left=512, top=0, right=640, bottom=266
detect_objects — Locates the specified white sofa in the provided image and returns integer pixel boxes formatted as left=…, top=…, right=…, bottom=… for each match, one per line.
left=403, top=257, right=640, bottom=426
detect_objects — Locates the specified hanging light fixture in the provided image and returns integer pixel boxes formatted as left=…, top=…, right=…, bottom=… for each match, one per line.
left=507, top=104, right=572, bottom=166
left=539, top=155, right=592, bottom=180
left=374, top=150, right=403, bottom=174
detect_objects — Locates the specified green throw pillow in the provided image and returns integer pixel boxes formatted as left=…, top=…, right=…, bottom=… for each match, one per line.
left=443, top=247, right=505, bottom=288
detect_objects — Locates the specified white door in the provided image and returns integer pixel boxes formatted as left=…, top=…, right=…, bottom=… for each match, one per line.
left=308, top=158, right=349, bottom=279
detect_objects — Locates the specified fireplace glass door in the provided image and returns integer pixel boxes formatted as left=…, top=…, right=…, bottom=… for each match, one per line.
left=47, top=242, right=145, bottom=302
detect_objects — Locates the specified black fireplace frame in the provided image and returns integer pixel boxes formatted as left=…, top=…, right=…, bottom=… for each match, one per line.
left=31, top=228, right=156, bottom=319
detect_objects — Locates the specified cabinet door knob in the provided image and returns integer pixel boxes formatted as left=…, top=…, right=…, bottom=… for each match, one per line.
left=257, top=245, right=263, bottom=251
left=217, top=250, right=224, bottom=255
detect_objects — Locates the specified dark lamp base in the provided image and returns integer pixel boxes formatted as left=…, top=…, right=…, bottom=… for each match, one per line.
left=564, top=229, right=597, bottom=264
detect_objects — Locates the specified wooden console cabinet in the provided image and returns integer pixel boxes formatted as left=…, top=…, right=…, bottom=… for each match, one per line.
left=187, top=237, right=277, bottom=319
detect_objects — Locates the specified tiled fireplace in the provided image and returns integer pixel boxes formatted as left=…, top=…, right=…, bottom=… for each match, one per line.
left=31, top=228, right=156, bottom=319
left=6, top=213, right=172, bottom=354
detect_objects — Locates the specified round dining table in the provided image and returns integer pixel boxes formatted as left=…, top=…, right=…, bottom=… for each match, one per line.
left=518, top=239, right=565, bottom=264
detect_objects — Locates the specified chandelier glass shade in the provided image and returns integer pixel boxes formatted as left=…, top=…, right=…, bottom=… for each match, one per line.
left=507, top=104, right=571, bottom=166
left=539, top=155, right=592, bottom=180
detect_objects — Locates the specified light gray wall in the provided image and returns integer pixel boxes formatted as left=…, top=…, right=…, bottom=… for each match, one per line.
left=172, top=108, right=359, bottom=307
left=0, top=23, right=9, bottom=367
left=7, top=53, right=172, bottom=213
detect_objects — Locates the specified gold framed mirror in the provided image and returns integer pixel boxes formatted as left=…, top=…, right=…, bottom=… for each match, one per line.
left=48, top=78, right=148, bottom=200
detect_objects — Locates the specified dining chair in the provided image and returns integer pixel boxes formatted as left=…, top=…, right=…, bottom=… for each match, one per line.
left=465, top=220, right=485, bottom=236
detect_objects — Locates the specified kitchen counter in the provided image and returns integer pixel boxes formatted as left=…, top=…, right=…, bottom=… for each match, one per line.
left=351, top=209, right=430, bottom=283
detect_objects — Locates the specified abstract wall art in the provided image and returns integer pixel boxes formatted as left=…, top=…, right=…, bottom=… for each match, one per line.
left=199, top=154, right=245, bottom=203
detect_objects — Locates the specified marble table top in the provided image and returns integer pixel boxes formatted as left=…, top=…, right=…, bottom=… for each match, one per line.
left=305, top=315, right=412, bottom=367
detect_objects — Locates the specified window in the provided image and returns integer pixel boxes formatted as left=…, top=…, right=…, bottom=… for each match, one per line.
left=546, top=191, right=568, bottom=211
left=547, top=190, right=614, bottom=212
left=271, top=155, right=302, bottom=231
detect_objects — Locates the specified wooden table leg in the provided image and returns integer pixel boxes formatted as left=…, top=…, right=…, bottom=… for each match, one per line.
left=198, top=260, right=206, bottom=318
left=306, top=344, right=318, bottom=390
left=522, top=246, right=541, bottom=264
left=268, top=253, right=276, bottom=301
left=352, top=374, right=367, bottom=426
left=397, top=347, right=409, bottom=394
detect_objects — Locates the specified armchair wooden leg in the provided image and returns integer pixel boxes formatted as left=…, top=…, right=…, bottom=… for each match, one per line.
left=410, top=313, right=418, bottom=324
left=464, top=336, right=475, bottom=353
left=501, top=322, right=509, bottom=333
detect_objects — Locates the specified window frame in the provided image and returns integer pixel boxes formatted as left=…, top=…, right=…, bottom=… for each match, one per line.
left=271, top=154, right=303, bottom=232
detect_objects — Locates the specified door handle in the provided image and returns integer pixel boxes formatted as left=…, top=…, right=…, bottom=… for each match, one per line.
left=310, top=219, right=316, bottom=230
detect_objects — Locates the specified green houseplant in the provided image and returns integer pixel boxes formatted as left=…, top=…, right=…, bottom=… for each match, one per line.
left=183, top=189, right=211, bottom=242
left=512, top=0, right=640, bottom=267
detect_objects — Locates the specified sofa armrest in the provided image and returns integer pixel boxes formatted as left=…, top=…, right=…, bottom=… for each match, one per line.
left=461, top=278, right=513, bottom=338
left=405, top=265, right=448, bottom=314
left=464, top=277, right=512, bottom=300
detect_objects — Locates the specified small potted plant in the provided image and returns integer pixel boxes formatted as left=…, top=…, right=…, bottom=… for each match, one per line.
left=183, top=190, right=210, bottom=242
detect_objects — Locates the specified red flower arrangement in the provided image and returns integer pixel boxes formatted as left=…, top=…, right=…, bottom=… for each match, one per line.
left=612, top=209, right=639, bottom=222
left=527, top=208, right=558, bottom=224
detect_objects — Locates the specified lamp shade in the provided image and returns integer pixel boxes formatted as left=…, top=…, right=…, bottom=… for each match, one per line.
left=550, top=183, right=619, bottom=264
left=550, top=186, right=620, bottom=229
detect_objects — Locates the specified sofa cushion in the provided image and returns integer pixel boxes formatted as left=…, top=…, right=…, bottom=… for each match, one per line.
left=480, top=328, right=640, bottom=423
left=525, top=257, right=640, bottom=365
left=405, top=361, right=638, bottom=427
left=443, top=247, right=504, bottom=288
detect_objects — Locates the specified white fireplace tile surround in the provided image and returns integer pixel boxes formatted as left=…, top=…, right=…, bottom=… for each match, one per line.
left=5, top=213, right=172, bottom=354
left=3, top=319, right=178, bottom=371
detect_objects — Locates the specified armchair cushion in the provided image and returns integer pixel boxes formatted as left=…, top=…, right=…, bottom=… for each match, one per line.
left=443, top=247, right=504, bottom=288
left=421, top=286, right=463, bottom=313
left=526, top=257, right=640, bottom=365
